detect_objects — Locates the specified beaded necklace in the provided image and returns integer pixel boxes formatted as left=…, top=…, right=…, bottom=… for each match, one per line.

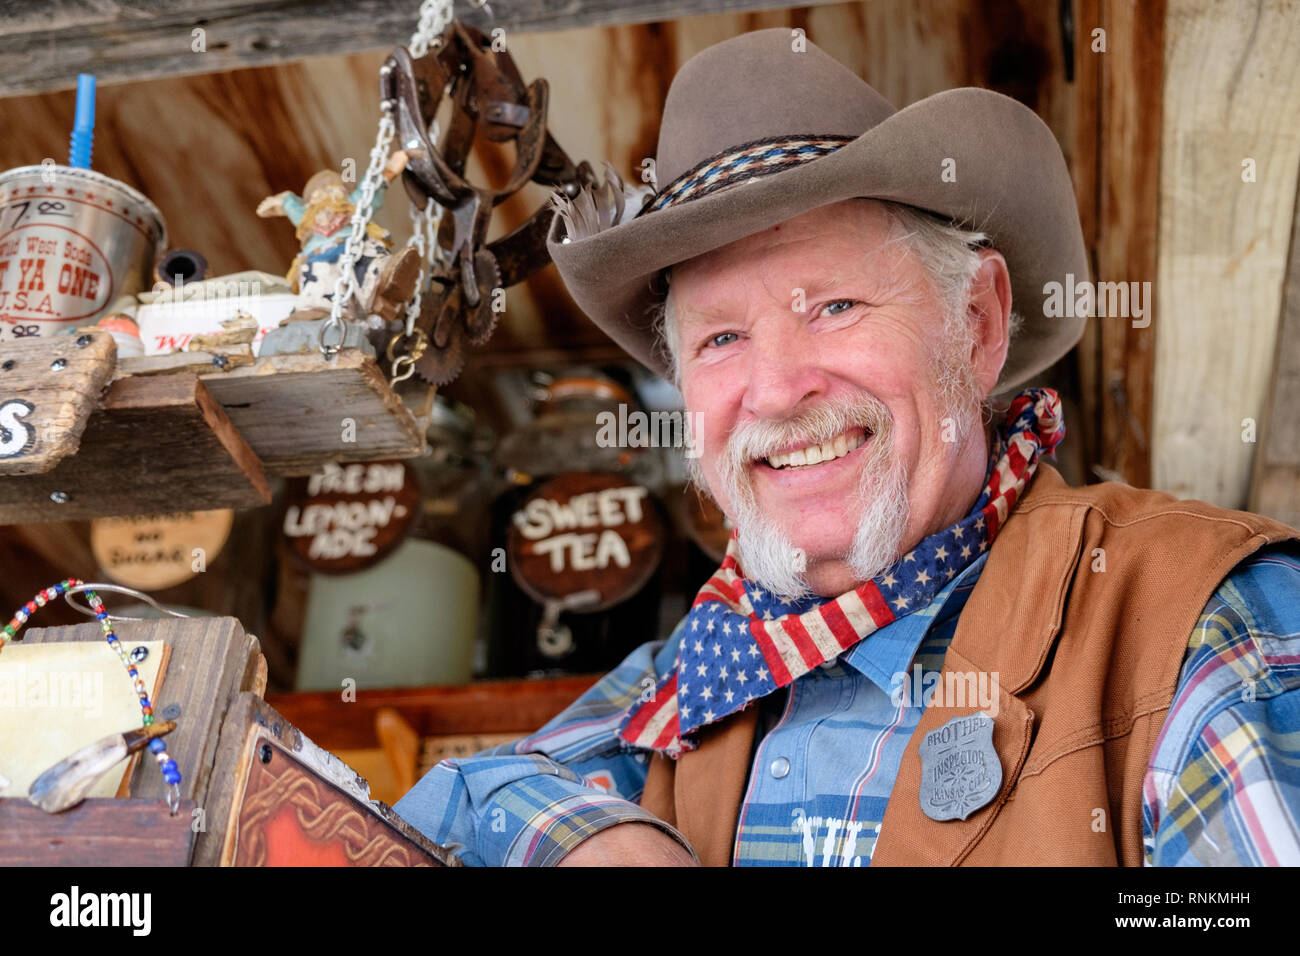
left=1, top=578, right=183, bottom=811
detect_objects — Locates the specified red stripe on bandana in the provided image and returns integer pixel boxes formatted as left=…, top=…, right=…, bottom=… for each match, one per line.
left=1009, top=392, right=1034, bottom=421
left=782, top=614, right=827, bottom=670
left=857, top=581, right=896, bottom=628
left=692, top=588, right=728, bottom=608
left=622, top=672, right=676, bottom=743
left=817, top=599, right=863, bottom=651
left=651, top=717, right=680, bottom=751
left=1006, top=435, right=1029, bottom=479
left=751, top=618, right=792, bottom=685
left=986, top=500, right=1004, bottom=538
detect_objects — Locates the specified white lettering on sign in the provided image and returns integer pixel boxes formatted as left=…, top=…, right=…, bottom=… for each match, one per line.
left=513, top=486, right=649, bottom=539
left=512, top=485, right=650, bottom=574
left=306, top=461, right=406, bottom=497
left=306, top=527, right=378, bottom=561
left=532, top=529, right=632, bottom=573
left=0, top=399, right=35, bottom=457
left=282, top=495, right=402, bottom=560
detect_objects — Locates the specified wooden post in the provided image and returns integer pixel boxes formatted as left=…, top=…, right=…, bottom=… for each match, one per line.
left=1072, top=0, right=1165, bottom=490
left=1153, top=0, right=1300, bottom=507
left=1249, top=175, right=1300, bottom=526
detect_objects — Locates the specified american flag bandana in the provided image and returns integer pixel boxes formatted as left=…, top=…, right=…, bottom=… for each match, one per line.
left=619, top=387, right=1065, bottom=754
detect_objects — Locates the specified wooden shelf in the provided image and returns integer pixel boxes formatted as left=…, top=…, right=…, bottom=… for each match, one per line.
left=158, top=347, right=425, bottom=477
left=0, top=331, right=424, bottom=522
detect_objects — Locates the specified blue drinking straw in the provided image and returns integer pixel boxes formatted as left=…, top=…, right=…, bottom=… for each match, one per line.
left=69, top=74, right=96, bottom=169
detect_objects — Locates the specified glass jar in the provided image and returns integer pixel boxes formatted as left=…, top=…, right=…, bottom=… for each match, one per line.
left=484, top=368, right=669, bottom=677
left=292, top=396, right=496, bottom=690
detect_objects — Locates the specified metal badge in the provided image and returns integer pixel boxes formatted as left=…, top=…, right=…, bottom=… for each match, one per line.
left=918, top=711, right=1002, bottom=822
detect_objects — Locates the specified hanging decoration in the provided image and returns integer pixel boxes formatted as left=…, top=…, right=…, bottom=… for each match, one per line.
left=316, top=0, right=602, bottom=386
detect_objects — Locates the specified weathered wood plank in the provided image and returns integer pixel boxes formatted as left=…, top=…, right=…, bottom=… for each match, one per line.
left=0, top=797, right=198, bottom=866
left=1088, top=0, right=1164, bottom=489
left=1153, top=0, right=1300, bottom=507
left=0, top=345, right=420, bottom=522
left=1069, top=0, right=1101, bottom=481
left=1249, top=171, right=1300, bottom=527
left=0, top=371, right=270, bottom=521
left=0, top=329, right=115, bottom=476
left=113, top=344, right=256, bottom=378
left=0, top=0, right=848, bottom=97
left=198, top=348, right=423, bottom=474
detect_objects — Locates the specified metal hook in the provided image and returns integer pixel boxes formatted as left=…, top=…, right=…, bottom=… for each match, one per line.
left=387, top=327, right=428, bottom=388
left=391, top=355, right=417, bottom=386
left=319, top=317, right=347, bottom=361
left=62, top=583, right=193, bottom=621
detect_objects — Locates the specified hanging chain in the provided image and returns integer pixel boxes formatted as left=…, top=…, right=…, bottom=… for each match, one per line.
left=385, top=176, right=437, bottom=388
left=320, top=111, right=396, bottom=360
left=409, top=0, right=455, bottom=58
left=320, top=0, right=456, bottom=362
left=404, top=172, right=441, bottom=337
left=385, top=115, right=447, bottom=388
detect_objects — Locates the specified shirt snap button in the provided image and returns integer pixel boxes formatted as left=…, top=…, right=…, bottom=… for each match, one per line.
left=770, top=756, right=790, bottom=779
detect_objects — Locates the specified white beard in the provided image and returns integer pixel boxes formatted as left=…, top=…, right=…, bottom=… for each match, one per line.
left=726, top=409, right=912, bottom=601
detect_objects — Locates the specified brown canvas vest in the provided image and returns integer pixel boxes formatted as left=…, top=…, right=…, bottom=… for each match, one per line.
left=639, top=463, right=1300, bottom=865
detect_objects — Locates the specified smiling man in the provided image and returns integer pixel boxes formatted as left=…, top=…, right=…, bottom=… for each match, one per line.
left=393, top=28, right=1300, bottom=866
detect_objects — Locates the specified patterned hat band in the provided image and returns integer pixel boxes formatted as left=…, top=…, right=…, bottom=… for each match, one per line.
left=643, top=133, right=857, bottom=215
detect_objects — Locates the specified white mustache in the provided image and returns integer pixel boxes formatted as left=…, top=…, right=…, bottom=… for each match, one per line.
left=720, top=392, right=894, bottom=484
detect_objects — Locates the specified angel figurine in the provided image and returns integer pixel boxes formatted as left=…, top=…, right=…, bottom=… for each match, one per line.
left=257, top=151, right=420, bottom=323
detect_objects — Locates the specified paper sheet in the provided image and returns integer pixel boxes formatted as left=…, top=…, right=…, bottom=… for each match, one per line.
left=0, top=640, right=167, bottom=800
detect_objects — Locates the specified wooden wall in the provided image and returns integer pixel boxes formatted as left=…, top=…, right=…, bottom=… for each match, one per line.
left=1154, top=1, right=1300, bottom=508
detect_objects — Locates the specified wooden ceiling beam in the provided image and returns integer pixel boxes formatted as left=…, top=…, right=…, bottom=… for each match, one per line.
left=0, top=0, right=844, bottom=97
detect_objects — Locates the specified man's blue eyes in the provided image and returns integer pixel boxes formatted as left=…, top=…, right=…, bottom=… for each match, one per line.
left=704, top=301, right=858, bottom=349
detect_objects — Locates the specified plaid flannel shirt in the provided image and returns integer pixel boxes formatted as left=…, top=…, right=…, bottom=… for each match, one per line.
left=393, top=542, right=1300, bottom=866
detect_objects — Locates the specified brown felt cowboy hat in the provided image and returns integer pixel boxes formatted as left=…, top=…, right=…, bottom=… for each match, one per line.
left=545, top=27, right=1089, bottom=394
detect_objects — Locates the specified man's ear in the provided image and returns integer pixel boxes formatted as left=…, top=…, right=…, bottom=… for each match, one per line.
left=966, top=248, right=1013, bottom=399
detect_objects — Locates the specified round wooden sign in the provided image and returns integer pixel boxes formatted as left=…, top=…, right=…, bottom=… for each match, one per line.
left=507, top=472, right=664, bottom=612
left=282, top=460, right=421, bottom=574
left=91, top=509, right=234, bottom=591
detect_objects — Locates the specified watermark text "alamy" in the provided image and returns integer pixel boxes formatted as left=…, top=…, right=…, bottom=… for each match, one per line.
left=1043, top=273, right=1152, bottom=328
left=890, top=664, right=1000, bottom=717
left=596, top=405, right=703, bottom=458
